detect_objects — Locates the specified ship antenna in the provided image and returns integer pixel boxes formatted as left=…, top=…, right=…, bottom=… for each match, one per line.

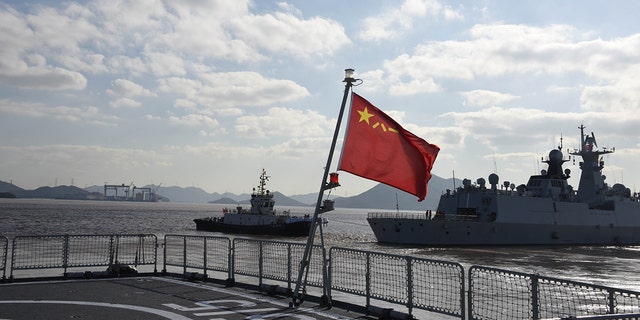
left=579, top=124, right=585, bottom=152
left=558, top=133, right=563, bottom=150
left=493, top=153, right=498, bottom=174
left=452, top=170, right=456, bottom=190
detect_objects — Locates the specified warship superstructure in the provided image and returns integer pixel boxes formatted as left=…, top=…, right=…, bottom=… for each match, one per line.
left=367, top=125, right=640, bottom=245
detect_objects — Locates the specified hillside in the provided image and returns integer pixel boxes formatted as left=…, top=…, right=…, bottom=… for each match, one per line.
left=0, top=174, right=460, bottom=210
left=333, top=174, right=456, bottom=211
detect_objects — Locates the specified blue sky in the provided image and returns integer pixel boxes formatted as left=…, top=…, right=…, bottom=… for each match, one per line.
left=2, top=0, right=640, bottom=200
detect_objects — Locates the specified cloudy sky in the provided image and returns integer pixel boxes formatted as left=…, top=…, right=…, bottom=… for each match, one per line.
left=2, top=0, right=640, bottom=200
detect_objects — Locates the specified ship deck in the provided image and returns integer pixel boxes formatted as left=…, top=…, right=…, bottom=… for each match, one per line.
left=0, top=276, right=371, bottom=320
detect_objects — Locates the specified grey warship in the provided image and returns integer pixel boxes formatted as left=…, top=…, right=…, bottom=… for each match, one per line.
left=194, top=169, right=329, bottom=237
left=367, top=125, right=640, bottom=246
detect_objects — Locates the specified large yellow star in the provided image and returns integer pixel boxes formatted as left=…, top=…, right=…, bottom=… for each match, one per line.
left=357, top=107, right=374, bottom=125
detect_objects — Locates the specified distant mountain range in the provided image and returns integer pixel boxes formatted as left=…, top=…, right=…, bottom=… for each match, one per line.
left=0, top=175, right=460, bottom=210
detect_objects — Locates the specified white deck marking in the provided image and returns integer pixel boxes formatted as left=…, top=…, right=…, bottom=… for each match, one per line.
left=0, top=300, right=193, bottom=320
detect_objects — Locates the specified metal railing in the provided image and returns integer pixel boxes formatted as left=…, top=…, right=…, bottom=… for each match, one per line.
left=330, top=246, right=465, bottom=319
left=9, top=234, right=157, bottom=278
left=3, top=233, right=640, bottom=320
left=469, top=265, right=640, bottom=320
left=163, top=234, right=231, bottom=279
left=232, top=238, right=325, bottom=290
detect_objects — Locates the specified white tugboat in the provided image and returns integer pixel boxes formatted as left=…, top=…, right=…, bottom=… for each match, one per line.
left=194, top=169, right=330, bottom=237
left=367, top=125, right=640, bottom=246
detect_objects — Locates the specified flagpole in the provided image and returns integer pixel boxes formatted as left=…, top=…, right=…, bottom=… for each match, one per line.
left=291, top=68, right=357, bottom=307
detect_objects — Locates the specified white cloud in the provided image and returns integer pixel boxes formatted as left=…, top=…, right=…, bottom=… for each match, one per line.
left=0, top=66, right=87, bottom=90
left=173, top=99, right=197, bottom=110
left=580, top=78, right=640, bottom=113
left=359, top=0, right=463, bottom=42
left=158, top=71, right=310, bottom=109
left=169, top=114, right=219, bottom=127
left=108, top=79, right=155, bottom=97
left=460, top=90, right=519, bottom=107
left=0, top=99, right=118, bottom=125
left=375, top=23, right=640, bottom=108
left=235, top=107, right=333, bottom=139
left=145, top=52, right=187, bottom=77
left=229, top=11, right=351, bottom=59
left=110, top=97, right=141, bottom=108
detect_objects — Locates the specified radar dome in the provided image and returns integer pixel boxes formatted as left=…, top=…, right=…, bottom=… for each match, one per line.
left=488, top=173, right=499, bottom=185
left=612, top=183, right=626, bottom=194
left=549, top=149, right=563, bottom=162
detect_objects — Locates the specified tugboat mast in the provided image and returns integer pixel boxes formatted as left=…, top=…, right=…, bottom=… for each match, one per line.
left=256, top=168, right=269, bottom=196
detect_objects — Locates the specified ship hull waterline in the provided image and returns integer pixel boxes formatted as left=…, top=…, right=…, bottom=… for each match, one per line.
left=194, top=219, right=313, bottom=237
left=367, top=218, right=640, bottom=246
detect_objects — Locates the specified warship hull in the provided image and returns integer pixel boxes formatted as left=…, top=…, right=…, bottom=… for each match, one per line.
left=368, top=212, right=640, bottom=246
left=369, top=194, right=640, bottom=246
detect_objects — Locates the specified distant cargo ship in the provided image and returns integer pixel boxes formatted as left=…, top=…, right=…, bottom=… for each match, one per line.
left=103, top=183, right=165, bottom=202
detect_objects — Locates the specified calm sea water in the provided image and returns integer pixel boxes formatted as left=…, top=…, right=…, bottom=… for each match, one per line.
left=1, top=198, right=639, bottom=291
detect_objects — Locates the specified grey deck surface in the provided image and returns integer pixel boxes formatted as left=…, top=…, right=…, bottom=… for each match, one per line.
left=0, top=277, right=370, bottom=320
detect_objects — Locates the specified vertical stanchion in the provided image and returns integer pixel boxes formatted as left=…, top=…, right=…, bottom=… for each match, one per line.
left=287, top=243, right=293, bottom=291
left=62, top=235, right=69, bottom=276
left=407, top=256, right=413, bottom=317
left=182, top=236, right=187, bottom=277
left=203, top=237, right=208, bottom=276
left=531, top=274, right=539, bottom=320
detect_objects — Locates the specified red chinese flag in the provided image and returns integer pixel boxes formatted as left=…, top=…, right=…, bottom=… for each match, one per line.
left=338, top=93, right=440, bottom=201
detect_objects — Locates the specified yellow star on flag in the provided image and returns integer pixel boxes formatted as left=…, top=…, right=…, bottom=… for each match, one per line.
left=357, top=107, right=374, bottom=125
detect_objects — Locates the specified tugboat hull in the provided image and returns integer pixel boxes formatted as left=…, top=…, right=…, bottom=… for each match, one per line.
left=194, top=217, right=312, bottom=237
left=193, top=169, right=328, bottom=237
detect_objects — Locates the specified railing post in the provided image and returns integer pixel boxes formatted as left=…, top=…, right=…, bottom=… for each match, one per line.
left=258, top=241, right=263, bottom=287
left=287, top=243, right=292, bottom=292
left=531, top=274, right=539, bottom=320
left=228, top=239, right=234, bottom=286
left=182, top=236, right=187, bottom=277
left=62, top=234, right=69, bottom=276
left=108, top=235, right=114, bottom=268
left=608, top=289, right=615, bottom=314
left=365, top=251, right=371, bottom=307
left=1, top=236, right=6, bottom=280
left=459, top=264, right=465, bottom=320
left=152, top=235, right=158, bottom=274
left=203, top=237, right=208, bottom=276
left=10, top=237, right=16, bottom=280
left=326, top=248, right=332, bottom=304
left=162, top=235, right=167, bottom=273
left=406, top=256, right=413, bottom=317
